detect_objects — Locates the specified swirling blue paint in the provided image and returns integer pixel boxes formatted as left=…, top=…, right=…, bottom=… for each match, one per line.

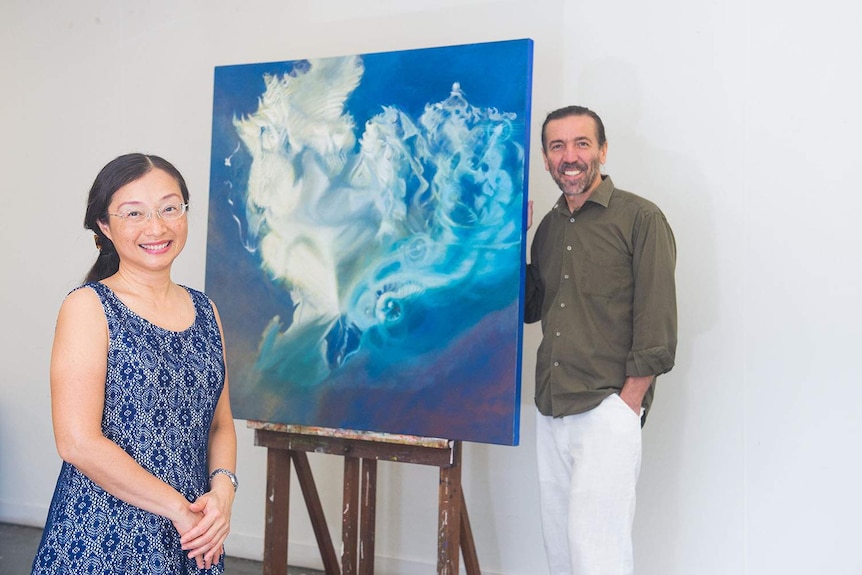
left=214, top=46, right=524, bottom=400
left=228, top=51, right=525, bottom=389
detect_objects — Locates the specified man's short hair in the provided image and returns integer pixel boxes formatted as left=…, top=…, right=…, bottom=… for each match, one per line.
left=541, top=105, right=606, bottom=149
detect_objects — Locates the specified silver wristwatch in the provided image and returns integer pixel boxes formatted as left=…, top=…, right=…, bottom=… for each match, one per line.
left=209, top=468, right=239, bottom=492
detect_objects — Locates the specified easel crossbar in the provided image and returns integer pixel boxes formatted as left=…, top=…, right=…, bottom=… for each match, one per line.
left=255, top=429, right=456, bottom=467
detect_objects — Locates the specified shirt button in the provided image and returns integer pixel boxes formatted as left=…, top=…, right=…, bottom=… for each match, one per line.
left=555, top=331, right=561, bottom=336
left=566, top=246, right=572, bottom=251
left=563, top=274, right=570, bottom=280
left=560, top=303, right=566, bottom=308
left=570, top=218, right=575, bottom=223
left=553, top=361, right=560, bottom=367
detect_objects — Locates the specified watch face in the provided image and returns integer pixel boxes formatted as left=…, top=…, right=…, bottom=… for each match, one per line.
left=211, top=469, right=238, bottom=490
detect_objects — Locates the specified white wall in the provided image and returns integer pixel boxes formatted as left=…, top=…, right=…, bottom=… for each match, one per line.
left=2, top=1, right=860, bottom=574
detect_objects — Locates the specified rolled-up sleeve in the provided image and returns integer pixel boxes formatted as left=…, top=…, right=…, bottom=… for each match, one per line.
left=626, top=211, right=677, bottom=377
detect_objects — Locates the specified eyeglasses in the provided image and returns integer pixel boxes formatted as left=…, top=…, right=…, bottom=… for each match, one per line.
left=107, top=203, right=188, bottom=224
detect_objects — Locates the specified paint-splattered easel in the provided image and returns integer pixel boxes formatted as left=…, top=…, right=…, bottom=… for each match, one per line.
left=249, top=421, right=481, bottom=575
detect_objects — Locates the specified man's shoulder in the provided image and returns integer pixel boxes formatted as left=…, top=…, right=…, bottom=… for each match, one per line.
left=608, top=186, right=666, bottom=218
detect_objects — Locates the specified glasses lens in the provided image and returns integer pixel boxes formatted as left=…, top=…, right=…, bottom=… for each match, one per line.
left=159, top=204, right=186, bottom=220
left=122, top=210, right=146, bottom=223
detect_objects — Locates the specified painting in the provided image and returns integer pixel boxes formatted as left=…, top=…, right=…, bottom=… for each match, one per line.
left=204, top=39, right=533, bottom=445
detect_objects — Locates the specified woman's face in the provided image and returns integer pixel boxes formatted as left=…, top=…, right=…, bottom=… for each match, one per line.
left=98, top=168, right=188, bottom=276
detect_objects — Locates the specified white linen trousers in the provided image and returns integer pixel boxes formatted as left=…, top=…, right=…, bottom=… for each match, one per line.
left=536, top=393, right=643, bottom=575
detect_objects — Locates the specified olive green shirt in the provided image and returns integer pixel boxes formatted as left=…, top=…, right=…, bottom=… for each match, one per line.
left=525, top=175, right=677, bottom=420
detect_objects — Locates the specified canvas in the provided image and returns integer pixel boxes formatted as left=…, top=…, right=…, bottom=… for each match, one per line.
left=205, top=39, right=533, bottom=445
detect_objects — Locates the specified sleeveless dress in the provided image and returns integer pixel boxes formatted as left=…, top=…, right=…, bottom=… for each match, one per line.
left=32, top=282, right=226, bottom=575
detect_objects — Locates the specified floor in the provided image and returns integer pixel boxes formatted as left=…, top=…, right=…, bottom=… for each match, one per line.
left=0, top=522, right=324, bottom=575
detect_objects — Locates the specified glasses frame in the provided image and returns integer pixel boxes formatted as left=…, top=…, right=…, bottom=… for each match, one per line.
left=106, top=202, right=189, bottom=224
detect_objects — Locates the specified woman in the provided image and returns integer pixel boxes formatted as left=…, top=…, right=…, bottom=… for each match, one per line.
left=32, top=153, right=237, bottom=574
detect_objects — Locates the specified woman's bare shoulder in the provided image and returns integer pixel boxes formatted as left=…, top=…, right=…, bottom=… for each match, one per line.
left=56, top=285, right=106, bottom=330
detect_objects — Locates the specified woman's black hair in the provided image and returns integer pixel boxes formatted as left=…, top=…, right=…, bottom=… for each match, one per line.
left=83, top=153, right=190, bottom=283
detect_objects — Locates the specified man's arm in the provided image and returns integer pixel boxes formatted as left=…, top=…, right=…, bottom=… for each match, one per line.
left=524, top=263, right=543, bottom=324
left=620, top=375, right=655, bottom=414
left=523, top=200, right=545, bottom=324
left=626, top=210, right=677, bottom=377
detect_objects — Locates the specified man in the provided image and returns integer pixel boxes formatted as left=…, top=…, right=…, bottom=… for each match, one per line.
left=525, top=105, right=677, bottom=575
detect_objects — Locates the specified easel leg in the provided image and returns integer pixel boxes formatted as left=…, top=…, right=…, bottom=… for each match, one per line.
left=358, top=458, right=377, bottom=575
left=291, top=451, right=340, bottom=574
left=264, top=448, right=291, bottom=575
left=438, top=442, right=462, bottom=575
left=342, top=456, right=360, bottom=575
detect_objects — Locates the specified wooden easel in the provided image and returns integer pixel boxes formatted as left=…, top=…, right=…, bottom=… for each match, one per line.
left=249, top=421, right=480, bottom=575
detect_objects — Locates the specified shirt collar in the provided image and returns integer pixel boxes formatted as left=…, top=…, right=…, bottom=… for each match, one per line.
left=553, top=175, right=615, bottom=214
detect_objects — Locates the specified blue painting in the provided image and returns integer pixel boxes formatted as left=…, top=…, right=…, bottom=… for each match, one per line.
left=205, top=39, right=533, bottom=445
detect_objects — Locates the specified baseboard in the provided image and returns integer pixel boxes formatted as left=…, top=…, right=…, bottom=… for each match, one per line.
left=225, top=531, right=453, bottom=575
left=3, top=503, right=492, bottom=575
left=0, top=501, right=48, bottom=528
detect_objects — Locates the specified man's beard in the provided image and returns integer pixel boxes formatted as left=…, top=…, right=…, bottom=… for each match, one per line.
left=553, top=156, right=602, bottom=197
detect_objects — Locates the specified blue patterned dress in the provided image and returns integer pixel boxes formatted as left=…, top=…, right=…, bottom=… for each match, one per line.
left=32, top=282, right=226, bottom=575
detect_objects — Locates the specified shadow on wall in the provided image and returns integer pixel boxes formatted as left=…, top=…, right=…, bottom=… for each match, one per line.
left=573, top=56, right=721, bottom=572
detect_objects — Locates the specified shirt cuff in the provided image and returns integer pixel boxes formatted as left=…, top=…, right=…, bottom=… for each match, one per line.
left=626, top=346, right=675, bottom=377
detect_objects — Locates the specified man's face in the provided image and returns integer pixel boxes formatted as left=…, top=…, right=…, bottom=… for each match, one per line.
left=542, top=115, right=608, bottom=203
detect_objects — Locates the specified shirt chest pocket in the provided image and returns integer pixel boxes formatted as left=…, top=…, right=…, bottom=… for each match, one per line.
left=575, top=245, right=632, bottom=299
